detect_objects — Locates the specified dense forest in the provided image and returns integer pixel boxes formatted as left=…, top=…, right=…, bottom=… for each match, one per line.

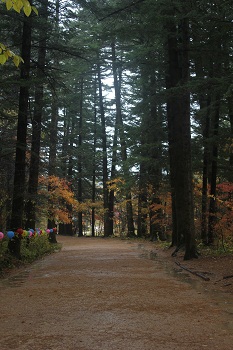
left=0, top=0, right=232, bottom=260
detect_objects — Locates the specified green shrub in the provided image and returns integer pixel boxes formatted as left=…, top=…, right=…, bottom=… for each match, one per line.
left=0, top=235, right=61, bottom=276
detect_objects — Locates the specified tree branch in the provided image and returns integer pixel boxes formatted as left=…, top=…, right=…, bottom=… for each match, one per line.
left=99, top=0, right=146, bottom=21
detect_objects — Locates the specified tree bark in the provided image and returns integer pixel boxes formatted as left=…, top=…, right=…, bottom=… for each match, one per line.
left=9, top=6, right=32, bottom=258
left=193, top=43, right=211, bottom=244
left=47, top=0, right=60, bottom=237
left=207, top=94, right=220, bottom=244
left=97, top=61, right=111, bottom=236
left=91, top=88, right=97, bottom=237
left=228, top=96, right=233, bottom=181
left=77, top=78, right=84, bottom=236
left=137, top=163, right=148, bottom=237
left=25, top=0, right=48, bottom=230
left=165, top=11, right=197, bottom=259
left=108, top=119, right=118, bottom=236
left=111, top=41, right=135, bottom=237
left=47, top=91, right=58, bottom=234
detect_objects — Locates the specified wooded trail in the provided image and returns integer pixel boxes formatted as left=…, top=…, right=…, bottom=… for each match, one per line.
left=0, top=236, right=232, bottom=350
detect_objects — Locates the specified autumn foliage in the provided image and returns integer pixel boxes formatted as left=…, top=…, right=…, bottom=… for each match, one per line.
left=0, top=0, right=38, bottom=66
left=214, top=182, right=233, bottom=242
left=193, top=181, right=233, bottom=246
left=38, top=176, right=80, bottom=224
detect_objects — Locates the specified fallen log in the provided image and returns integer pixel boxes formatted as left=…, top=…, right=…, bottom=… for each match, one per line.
left=175, top=261, right=210, bottom=281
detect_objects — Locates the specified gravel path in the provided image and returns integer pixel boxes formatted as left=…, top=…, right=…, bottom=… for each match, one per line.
left=0, top=236, right=232, bottom=350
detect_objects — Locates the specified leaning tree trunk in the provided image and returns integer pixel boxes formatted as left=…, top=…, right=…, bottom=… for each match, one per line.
left=9, top=8, right=32, bottom=258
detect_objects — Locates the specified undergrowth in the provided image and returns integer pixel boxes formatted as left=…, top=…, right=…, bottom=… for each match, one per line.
left=197, top=241, right=233, bottom=257
left=0, top=236, right=61, bottom=277
left=155, top=237, right=233, bottom=257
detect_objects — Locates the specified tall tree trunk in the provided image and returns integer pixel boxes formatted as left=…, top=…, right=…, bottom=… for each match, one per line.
left=137, top=164, right=148, bottom=237
left=137, top=65, right=150, bottom=238
left=147, top=73, right=164, bottom=240
left=193, top=44, right=211, bottom=244
left=9, top=7, right=32, bottom=258
left=65, top=155, right=74, bottom=235
left=228, top=96, right=233, bottom=181
left=59, top=108, right=75, bottom=236
left=77, top=78, right=84, bottom=236
left=207, top=36, right=222, bottom=244
left=200, top=98, right=211, bottom=244
left=97, top=62, right=110, bottom=236
left=47, top=0, right=60, bottom=241
left=108, top=116, right=118, bottom=236
left=25, top=0, right=48, bottom=230
left=207, top=94, right=220, bottom=244
left=111, top=42, right=135, bottom=237
left=165, top=11, right=197, bottom=259
left=91, top=86, right=97, bottom=237
left=165, top=19, right=181, bottom=247
left=59, top=108, right=71, bottom=235
left=60, top=108, right=69, bottom=176
left=47, top=92, right=58, bottom=235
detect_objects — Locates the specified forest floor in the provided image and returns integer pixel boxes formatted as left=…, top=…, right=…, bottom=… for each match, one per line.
left=0, top=235, right=232, bottom=350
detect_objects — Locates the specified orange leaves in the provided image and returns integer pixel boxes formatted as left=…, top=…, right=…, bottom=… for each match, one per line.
left=38, top=175, right=96, bottom=224
left=217, top=182, right=233, bottom=199
left=38, top=175, right=78, bottom=224
left=39, top=175, right=74, bottom=204
left=215, top=182, right=233, bottom=239
left=149, top=194, right=172, bottom=232
left=193, top=180, right=233, bottom=241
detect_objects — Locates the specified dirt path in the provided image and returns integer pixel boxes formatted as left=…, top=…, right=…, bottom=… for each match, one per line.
left=0, top=236, right=232, bottom=350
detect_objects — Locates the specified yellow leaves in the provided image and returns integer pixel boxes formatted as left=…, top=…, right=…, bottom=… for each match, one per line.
left=39, top=176, right=82, bottom=224
left=0, top=42, right=24, bottom=66
left=2, top=0, right=38, bottom=16
left=107, top=177, right=125, bottom=192
left=13, top=54, right=24, bottom=67
left=1, top=0, right=38, bottom=66
left=0, top=53, right=7, bottom=64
